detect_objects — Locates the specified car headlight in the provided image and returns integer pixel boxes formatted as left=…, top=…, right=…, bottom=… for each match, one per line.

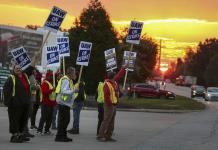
left=167, top=91, right=172, bottom=95
left=207, top=93, right=211, bottom=97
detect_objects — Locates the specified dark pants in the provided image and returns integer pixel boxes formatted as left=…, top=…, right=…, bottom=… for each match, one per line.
left=56, top=104, right=70, bottom=138
left=97, top=103, right=104, bottom=135
left=23, top=102, right=32, bottom=133
left=72, top=101, right=84, bottom=129
left=52, top=105, right=58, bottom=128
left=38, top=104, right=53, bottom=132
left=8, top=105, right=29, bottom=134
left=31, top=102, right=40, bottom=126
left=98, top=104, right=116, bottom=139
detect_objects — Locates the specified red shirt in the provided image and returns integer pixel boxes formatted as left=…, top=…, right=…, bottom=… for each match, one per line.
left=104, top=68, right=125, bottom=106
left=19, top=74, right=30, bottom=93
left=41, top=80, right=56, bottom=107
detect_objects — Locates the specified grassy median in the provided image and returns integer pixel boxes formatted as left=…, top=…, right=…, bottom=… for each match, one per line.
left=118, top=95, right=206, bottom=110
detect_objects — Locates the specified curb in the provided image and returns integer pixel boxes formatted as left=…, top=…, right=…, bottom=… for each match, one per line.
left=83, top=107, right=205, bottom=113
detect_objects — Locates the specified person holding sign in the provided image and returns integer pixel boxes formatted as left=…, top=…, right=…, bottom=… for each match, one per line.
left=3, top=56, right=37, bottom=143
left=95, top=81, right=104, bottom=135
left=55, top=67, right=77, bottom=142
left=37, top=71, right=56, bottom=135
left=68, top=80, right=86, bottom=134
left=97, top=67, right=125, bottom=142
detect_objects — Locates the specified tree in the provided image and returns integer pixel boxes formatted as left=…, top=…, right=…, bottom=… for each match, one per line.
left=174, top=58, right=184, bottom=78
left=185, top=38, right=218, bottom=85
left=204, top=54, right=218, bottom=86
left=67, top=0, right=119, bottom=94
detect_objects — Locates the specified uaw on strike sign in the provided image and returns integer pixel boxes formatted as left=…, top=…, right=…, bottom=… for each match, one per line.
left=57, top=37, right=70, bottom=57
left=104, top=48, right=117, bottom=71
left=122, top=51, right=137, bottom=71
left=44, top=6, right=67, bottom=33
left=76, top=41, right=92, bottom=66
left=126, top=21, right=144, bottom=45
left=11, top=47, right=31, bottom=70
left=46, top=45, right=59, bottom=66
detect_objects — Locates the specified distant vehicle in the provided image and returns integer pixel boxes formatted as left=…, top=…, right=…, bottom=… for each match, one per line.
left=176, top=76, right=197, bottom=86
left=191, top=85, right=205, bottom=98
left=127, top=83, right=175, bottom=99
left=205, top=87, right=218, bottom=101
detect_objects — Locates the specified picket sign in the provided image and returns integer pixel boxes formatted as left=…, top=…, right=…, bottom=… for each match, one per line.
left=10, top=47, right=31, bottom=70
left=104, top=48, right=117, bottom=72
left=123, top=21, right=143, bottom=90
left=76, top=41, right=92, bottom=83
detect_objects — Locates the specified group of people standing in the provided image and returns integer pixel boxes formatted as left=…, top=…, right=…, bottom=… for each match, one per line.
left=3, top=55, right=125, bottom=143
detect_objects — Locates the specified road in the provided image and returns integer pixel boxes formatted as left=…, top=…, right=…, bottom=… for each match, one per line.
left=0, top=83, right=217, bottom=150
left=0, top=102, right=218, bottom=150
left=165, top=83, right=191, bottom=98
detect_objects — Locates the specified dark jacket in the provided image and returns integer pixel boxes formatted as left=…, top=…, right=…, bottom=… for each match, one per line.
left=74, top=82, right=86, bottom=102
left=3, top=66, right=34, bottom=107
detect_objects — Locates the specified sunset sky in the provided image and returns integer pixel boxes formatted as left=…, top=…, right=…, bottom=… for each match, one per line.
left=1, top=0, right=218, bottom=64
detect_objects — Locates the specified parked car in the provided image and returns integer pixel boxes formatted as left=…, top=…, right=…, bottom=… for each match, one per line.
left=191, top=85, right=205, bottom=98
left=205, top=87, right=218, bottom=101
left=127, top=83, right=175, bottom=99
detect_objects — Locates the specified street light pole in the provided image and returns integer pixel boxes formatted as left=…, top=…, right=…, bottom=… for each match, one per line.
left=159, top=39, right=162, bottom=70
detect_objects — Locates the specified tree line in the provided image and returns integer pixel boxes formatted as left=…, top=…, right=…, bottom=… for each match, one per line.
left=172, top=38, right=218, bottom=87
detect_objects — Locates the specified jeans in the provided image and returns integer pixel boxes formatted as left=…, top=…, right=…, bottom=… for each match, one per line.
left=72, top=101, right=84, bottom=129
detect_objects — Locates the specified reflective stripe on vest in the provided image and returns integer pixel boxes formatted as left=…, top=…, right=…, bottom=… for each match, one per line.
left=74, top=82, right=87, bottom=100
left=104, top=81, right=117, bottom=104
left=97, top=82, right=104, bottom=103
left=44, top=80, right=56, bottom=101
left=55, top=75, right=74, bottom=101
left=10, top=74, right=30, bottom=97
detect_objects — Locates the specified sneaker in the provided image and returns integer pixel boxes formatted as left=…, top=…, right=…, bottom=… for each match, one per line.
left=68, top=128, right=79, bottom=134
left=44, top=131, right=53, bottom=136
left=55, top=137, right=72, bottom=142
left=97, top=137, right=107, bottom=142
left=23, top=132, right=35, bottom=138
left=10, top=135, right=23, bottom=143
left=30, top=125, right=38, bottom=130
left=65, top=136, right=73, bottom=142
left=19, top=135, right=30, bottom=142
left=36, top=131, right=43, bottom=135
left=105, top=138, right=117, bottom=142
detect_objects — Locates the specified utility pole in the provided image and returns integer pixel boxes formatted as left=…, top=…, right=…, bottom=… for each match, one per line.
left=159, top=39, right=162, bottom=70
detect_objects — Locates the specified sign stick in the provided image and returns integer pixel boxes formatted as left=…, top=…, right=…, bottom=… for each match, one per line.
left=78, top=65, right=83, bottom=83
left=123, top=44, right=134, bottom=90
left=63, top=56, right=65, bottom=75
left=53, top=71, right=56, bottom=87
left=38, top=31, right=51, bottom=56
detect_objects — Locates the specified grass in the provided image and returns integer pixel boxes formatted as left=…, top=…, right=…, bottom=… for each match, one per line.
left=118, top=95, right=206, bottom=110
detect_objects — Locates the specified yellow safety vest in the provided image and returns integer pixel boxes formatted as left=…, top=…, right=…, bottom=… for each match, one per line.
left=104, top=81, right=118, bottom=104
left=74, top=82, right=87, bottom=100
left=55, top=75, right=74, bottom=101
left=10, top=73, right=30, bottom=97
left=44, top=80, right=56, bottom=101
left=97, top=82, right=104, bottom=103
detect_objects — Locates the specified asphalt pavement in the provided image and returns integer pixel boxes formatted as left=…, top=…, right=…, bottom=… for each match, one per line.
left=0, top=101, right=218, bottom=150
